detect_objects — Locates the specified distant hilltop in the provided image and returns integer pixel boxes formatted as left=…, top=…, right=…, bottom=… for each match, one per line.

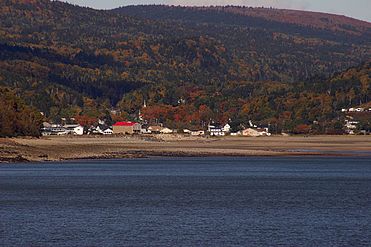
left=115, top=5, right=371, bottom=36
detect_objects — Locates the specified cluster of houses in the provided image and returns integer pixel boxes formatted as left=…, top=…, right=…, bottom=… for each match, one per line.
left=41, top=122, right=113, bottom=136
left=341, top=107, right=371, bottom=135
left=341, top=107, right=370, bottom=134
left=41, top=123, right=85, bottom=136
left=110, top=122, right=176, bottom=135
left=41, top=120, right=272, bottom=137
left=341, top=107, right=371, bottom=113
left=112, top=121, right=271, bottom=137
left=205, top=123, right=271, bottom=137
left=344, top=119, right=360, bottom=135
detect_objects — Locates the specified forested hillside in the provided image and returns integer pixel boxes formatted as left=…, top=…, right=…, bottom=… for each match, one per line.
left=0, top=0, right=370, bottom=135
left=140, top=62, right=370, bottom=133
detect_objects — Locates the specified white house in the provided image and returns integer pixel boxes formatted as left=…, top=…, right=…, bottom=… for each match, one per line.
left=208, top=124, right=225, bottom=136
left=222, top=124, right=231, bottom=133
left=344, top=120, right=358, bottom=130
left=160, top=128, right=173, bottom=134
left=103, top=128, right=113, bottom=135
left=96, top=126, right=105, bottom=134
left=242, top=128, right=271, bottom=137
left=183, top=129, right=192, bottom=134
left=141, top=128, right=152, bottom=134
left=73, top=126, right=84, bottom=135
left=148, top=125, right=163, bottom=134
left=62, top=124, right=84, bottom=135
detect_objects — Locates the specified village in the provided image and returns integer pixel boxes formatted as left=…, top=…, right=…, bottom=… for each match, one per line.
left=41, top=119, right=272, bottom=138
left=39, top=104, right=371, bottom=138
left=38, top=100, right=371, bottom=138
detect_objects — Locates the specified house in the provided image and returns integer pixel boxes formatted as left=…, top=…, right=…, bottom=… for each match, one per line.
left=103, top=128, right=113, bottom=135
left=222, top=124, right=231, bottom=133
left=96, top=124, right=112, bottom=135
left=344, top=120, right=358, bottom=134
left=113, top=122, right=141, bottom=134
left=41, top=122, right=52, bottom=136
left=95, top=125, right=105, bottom=134
left=242, top=128, right=271, bottom=137
left=191, top=130, right=205, bottom=136
left=73, top=126, right=84, bottom=135
left=148, top=125, right=163, bottom=134
left=160, top=128, right=173, bottom=134
left=63, top=124, right=83, bottom=135
left=66, top=124, right=84, bottom=135
left=208, top=124, right=225, bottom=136
left=183, top=129, right=192, bottom=134
left=141, top=128, right=152, bottom=134
left=41, top=123, right=69, bottom=136
left=87, top=126, right=101, bottom=135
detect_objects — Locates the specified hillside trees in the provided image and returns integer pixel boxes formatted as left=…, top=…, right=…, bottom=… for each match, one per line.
left=0, top=1, right=369, bottom=134
left=0, top=87, right=44, bottom=137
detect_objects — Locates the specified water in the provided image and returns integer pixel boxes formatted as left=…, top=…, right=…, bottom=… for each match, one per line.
left=0, top=157, right=371, bottom=246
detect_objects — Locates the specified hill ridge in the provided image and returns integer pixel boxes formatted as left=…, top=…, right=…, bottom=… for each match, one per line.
left=114, top=5, right=371, bottom=36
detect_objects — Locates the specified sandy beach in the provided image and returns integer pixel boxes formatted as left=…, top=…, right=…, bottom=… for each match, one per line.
left=0, top=135, right=370, bottom=163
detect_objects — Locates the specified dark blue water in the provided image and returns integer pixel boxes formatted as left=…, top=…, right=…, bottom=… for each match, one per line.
left=1, top=157, right=371, bottom=246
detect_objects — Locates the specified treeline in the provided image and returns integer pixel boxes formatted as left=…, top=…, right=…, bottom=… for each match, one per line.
left=0, top=88, right=43, bottom=137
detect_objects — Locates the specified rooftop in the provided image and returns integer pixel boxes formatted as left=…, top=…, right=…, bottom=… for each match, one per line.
left=113, top=121, right=138, bottom=127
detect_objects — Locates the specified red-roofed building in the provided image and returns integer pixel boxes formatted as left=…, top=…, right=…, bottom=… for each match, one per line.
left=113, top=122, right=141, bottom=134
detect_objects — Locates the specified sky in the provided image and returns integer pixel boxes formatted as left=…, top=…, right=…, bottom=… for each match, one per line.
left=62, top=0, right=371, bottom=22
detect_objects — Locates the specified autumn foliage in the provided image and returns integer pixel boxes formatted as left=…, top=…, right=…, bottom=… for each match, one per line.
left=0, top=88, right=43, bottom=137
left=0, top=1, right=370, bottom=135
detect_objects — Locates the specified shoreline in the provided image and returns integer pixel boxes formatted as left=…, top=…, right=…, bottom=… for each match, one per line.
left=1, top=135, right=371, bottom=163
